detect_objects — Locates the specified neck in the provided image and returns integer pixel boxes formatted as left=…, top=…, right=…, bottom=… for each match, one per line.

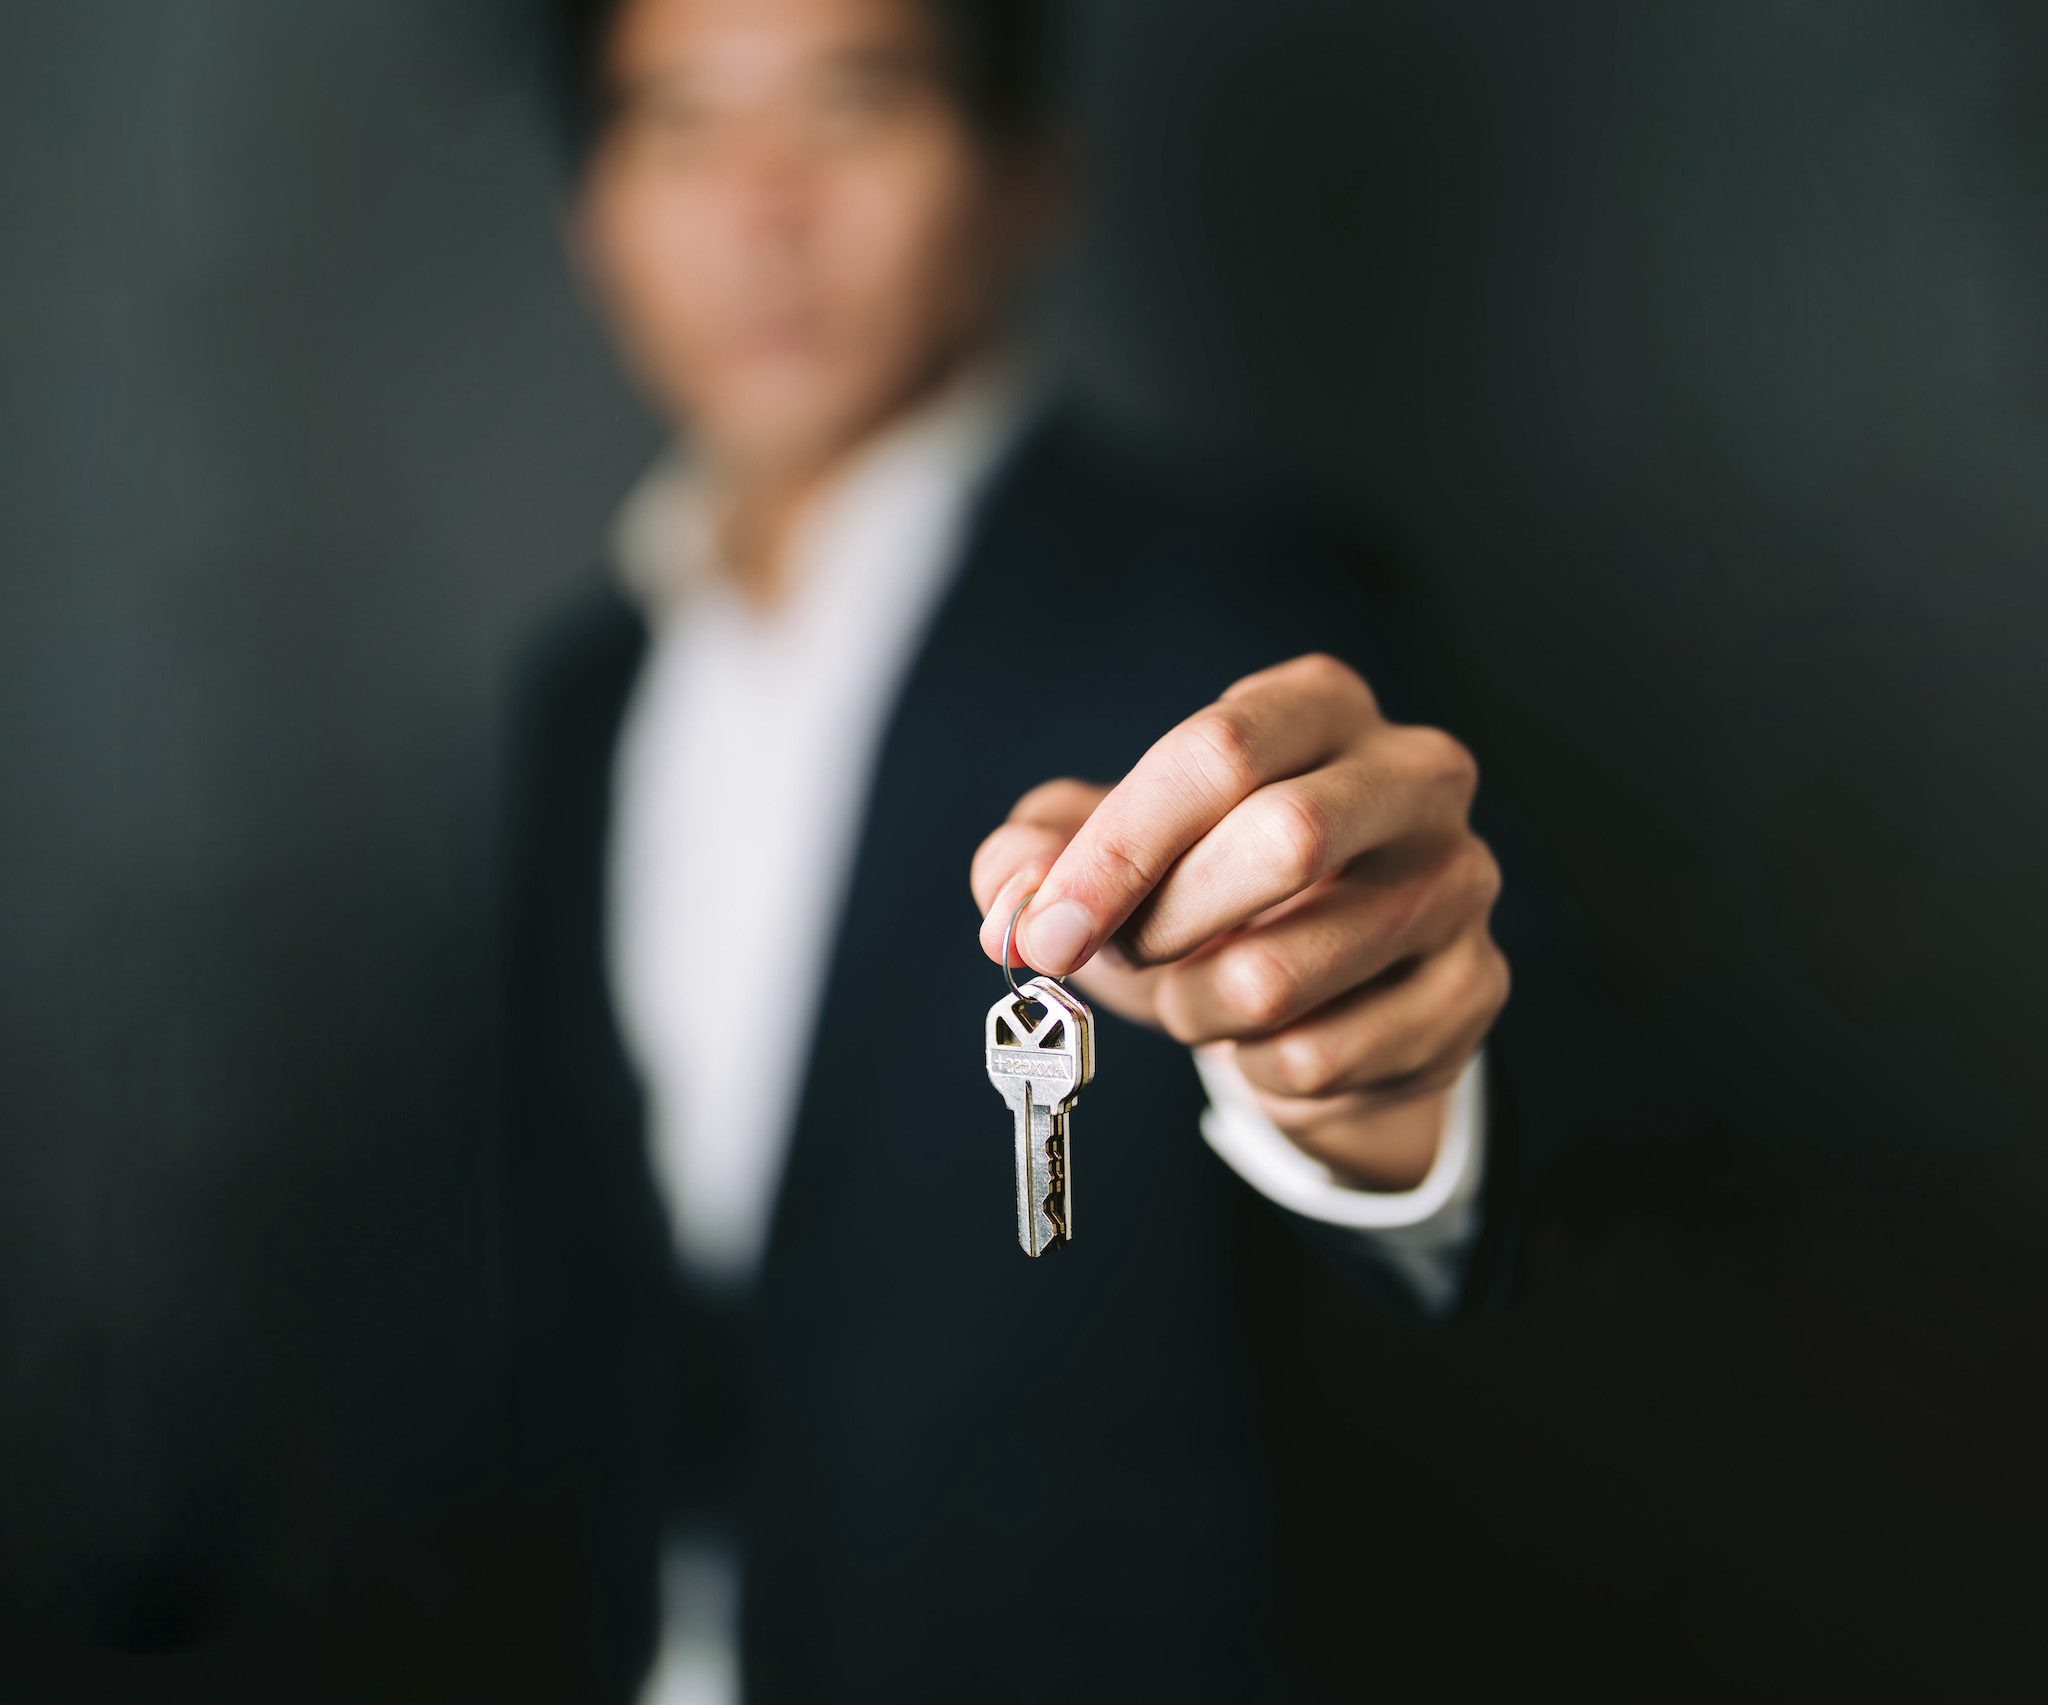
left=705, top=336, right=1002, bottom=615
left=711, top=461, right=837, bottom=615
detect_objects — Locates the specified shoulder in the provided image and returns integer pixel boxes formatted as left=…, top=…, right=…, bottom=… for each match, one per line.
left=994, top=395, right=1390, bottom=579
left=504, top=576, right=650, bottom=741
left=990, top=394, right=1427, bottom=712
left=494, top=576, right=654, bottom=851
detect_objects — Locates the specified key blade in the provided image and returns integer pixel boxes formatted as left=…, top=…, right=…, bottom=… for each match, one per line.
left=1014, top=1096, right=1070, bottom=1256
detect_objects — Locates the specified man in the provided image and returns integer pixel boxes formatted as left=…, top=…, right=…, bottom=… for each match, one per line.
left=500, top=1, right=1519, bottom=1699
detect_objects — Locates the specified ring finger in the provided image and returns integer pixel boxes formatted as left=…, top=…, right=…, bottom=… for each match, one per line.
left=1155, top=839, right=1499, bottom=1045
left=1229, top=927, right=1508, bottom=1103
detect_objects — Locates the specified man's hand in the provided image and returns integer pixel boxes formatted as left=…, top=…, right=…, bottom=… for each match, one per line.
left=969, top=652, right=1508, bottom=1191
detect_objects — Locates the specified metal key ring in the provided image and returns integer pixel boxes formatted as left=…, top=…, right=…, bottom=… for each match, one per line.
left=1001, top=887, right=1065, bottom=998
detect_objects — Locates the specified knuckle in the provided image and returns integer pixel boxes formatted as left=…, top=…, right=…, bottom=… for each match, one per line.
left=1294, top=649, right=1374, bottom=711
left=1276, top=1030, right=1343, bottom=1098
left=1220, top=943, right=1301, bottom=1033
left=1090, top=828, right=1159, bottom=897
left=1446, top=937, right=1511, bottom=1038
left=1413, top=726, right=1479, bottom=806
left=1463, top=837, right=1505, bottom=915
left=1251, top=786, right=1337, bottom=888
left=1181, top=706, right=1266, bottom=800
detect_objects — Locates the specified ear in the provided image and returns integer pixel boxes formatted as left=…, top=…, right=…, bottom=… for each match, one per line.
left=1002, top=121, right=1085, bottom=267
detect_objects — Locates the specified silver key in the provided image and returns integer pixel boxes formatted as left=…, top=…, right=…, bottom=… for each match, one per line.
left=984, top=974, right=1095, bottom=1256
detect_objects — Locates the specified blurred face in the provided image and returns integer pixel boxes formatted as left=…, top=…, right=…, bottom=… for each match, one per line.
left=575, top=0, right=1054, bottom=476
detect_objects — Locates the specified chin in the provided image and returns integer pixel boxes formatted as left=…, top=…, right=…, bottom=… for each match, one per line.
left=708, top=376, right=889, bottom=472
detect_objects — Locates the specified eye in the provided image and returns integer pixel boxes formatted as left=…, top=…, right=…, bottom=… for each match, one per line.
left=812, top=67, right=916, bottom=136
left=609, top=89, right=711, bottom=164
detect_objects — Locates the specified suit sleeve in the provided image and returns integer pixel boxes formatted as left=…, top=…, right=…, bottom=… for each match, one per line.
left=1192, top=1044, right=1487, bottom=1318
left=1182, top=483, right=1549, bottom=1327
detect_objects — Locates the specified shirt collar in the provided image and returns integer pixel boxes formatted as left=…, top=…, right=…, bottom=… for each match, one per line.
left=610, top=336, right=1050, bottom=621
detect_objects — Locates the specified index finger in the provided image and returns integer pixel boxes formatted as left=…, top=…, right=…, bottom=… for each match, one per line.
left=1014, top=653, right=1372, bottom=975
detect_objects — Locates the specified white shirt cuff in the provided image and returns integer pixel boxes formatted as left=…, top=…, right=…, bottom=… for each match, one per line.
left=1192, top=1042, right=1489, bottom=1318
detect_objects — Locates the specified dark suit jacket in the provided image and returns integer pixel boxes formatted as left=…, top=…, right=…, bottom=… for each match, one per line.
left=492, top=392, right=1551, bottom=1703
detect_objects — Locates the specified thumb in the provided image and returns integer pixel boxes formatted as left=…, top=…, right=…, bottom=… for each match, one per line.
left=972, top=780, right=1160, bottom=1025
left=971, top=778, right=1107, bottom=968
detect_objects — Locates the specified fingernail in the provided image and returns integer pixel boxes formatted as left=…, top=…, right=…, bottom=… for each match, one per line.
left=1022, top=899, right=1093, bottom=973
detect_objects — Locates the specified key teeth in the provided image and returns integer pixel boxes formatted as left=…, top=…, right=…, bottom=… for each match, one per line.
left=1042, top=1133, right=1068, bottom=1247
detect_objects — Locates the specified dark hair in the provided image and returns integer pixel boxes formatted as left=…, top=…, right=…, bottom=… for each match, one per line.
left=540, top=0, right=1064, bottom=169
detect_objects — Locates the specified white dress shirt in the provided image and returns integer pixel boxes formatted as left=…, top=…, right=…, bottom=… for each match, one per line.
left=602, top=338, right=1488, bottom=1705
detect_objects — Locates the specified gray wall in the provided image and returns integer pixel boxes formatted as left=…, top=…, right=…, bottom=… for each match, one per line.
left=3, top=0, right=2042, bottom=1660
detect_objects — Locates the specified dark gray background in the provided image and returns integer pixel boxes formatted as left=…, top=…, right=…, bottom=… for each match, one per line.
left=3, top=0, right=2043, bottom=1674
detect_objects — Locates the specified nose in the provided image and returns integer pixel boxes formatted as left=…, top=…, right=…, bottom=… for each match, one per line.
left=727, top=123, right=816, bottom=246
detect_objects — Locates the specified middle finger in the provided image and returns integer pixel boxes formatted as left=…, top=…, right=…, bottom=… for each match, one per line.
left=1154, top=838, right=1500, bottom=1045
